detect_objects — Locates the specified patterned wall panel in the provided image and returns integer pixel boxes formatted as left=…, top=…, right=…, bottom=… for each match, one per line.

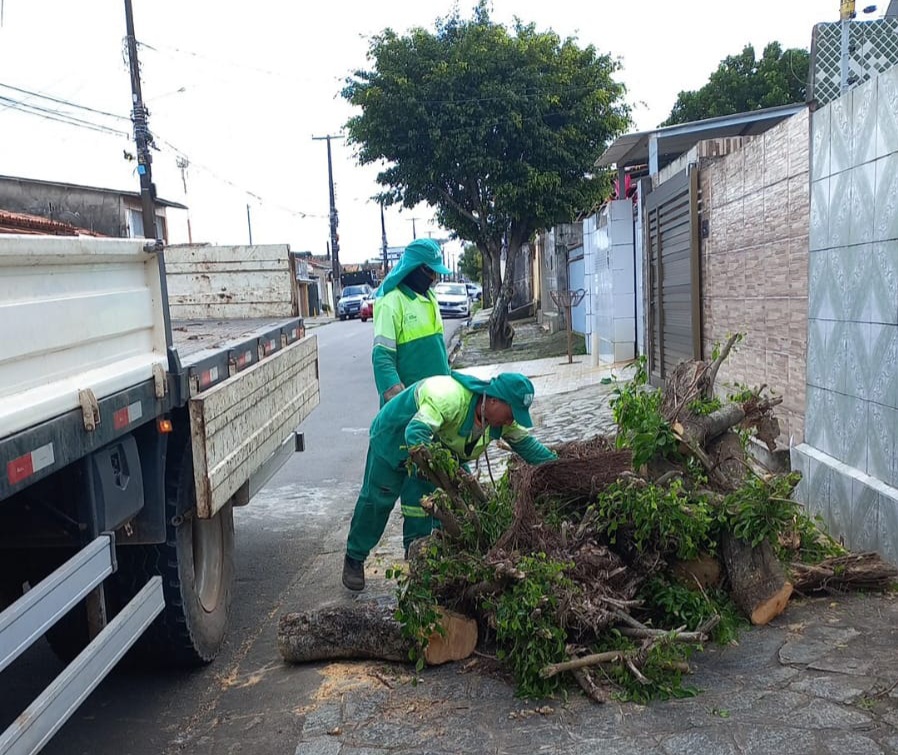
left=793, top=63, right=898, bottom=562
left=810, top=19, right=898, bottom=108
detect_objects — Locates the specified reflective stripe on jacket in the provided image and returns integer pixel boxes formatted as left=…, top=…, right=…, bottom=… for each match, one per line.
left=369, top=375, right=555, bottom=468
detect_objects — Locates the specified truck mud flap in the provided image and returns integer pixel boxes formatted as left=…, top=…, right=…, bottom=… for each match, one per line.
left=0, top=536, right=164, bottom=754
left=188, top=334, right=319, bottom=518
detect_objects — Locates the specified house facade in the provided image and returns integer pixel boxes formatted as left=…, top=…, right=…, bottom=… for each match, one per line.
left=0, top=174, right=186, bottom=241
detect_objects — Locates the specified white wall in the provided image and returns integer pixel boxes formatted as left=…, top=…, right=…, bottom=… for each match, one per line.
left=584, top=200, right=638, bottom=365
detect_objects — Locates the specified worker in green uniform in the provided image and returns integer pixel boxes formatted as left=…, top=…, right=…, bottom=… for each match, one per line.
left=342, top=371, right=556, bottom=591
left=367, top=238, right=452, bottom=557
left=372, top=238, right=451, bottom=404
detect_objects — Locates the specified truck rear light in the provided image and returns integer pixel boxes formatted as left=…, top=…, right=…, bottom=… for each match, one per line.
left=157, top=418, right=173, bottom=433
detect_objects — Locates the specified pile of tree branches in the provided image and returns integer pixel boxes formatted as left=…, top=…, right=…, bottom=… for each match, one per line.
left=279, top=334, right=896, bottom=703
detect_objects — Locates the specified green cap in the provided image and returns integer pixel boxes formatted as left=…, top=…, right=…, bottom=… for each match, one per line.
left=484, top=373, right=535, bottom=427
left=403, top=238, right=451, bottom=275
left=377, top=237, right=451, bottom=296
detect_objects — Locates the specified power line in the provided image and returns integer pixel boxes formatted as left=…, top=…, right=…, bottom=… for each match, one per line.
left=0, top=95, right=130, bottom=136
left=138, top=39, right=324, bottom=85
left=0, top=81, right=129, bottom=121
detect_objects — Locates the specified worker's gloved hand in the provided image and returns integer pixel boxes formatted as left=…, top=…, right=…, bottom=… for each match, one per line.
left=383, top=382, right=405, bottom=402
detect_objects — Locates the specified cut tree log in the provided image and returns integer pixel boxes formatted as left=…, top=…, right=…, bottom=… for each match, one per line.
left=721, top=535, right=793, bottom=625
left=278, top=601, right=477, bottom=666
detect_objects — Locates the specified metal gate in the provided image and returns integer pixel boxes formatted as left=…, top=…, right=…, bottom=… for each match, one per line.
left=645, top=168, right=701, bottom=386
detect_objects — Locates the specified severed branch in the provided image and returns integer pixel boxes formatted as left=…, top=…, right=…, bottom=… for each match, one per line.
left=705, top=333, right=741, bottom=395
left=419, top=492, right=462, bottom=539
left=541, top=650, right=625, bottom=678
left=790, top=552, right=898, bottom=593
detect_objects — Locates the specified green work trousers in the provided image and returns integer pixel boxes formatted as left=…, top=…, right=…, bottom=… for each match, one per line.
left=345, top=446, right=436, bottom=561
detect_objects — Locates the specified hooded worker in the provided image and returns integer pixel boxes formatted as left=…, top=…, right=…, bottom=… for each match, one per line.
left=342, top=371, right=557, bottom=591
left=372, top=238, right=452, bottom=405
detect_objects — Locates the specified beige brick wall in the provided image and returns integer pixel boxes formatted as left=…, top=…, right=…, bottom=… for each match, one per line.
left=698, top=109, right=809, bottom=443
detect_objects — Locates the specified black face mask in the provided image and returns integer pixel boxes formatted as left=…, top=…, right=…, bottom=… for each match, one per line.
left=403, top=265, right=435, bottom=295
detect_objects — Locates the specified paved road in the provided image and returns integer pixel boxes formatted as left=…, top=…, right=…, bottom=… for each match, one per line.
left=0, top=314, right=464, bottom=755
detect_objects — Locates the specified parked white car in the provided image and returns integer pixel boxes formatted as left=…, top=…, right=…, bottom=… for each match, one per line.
left=433, top=282, right=471, bottom=318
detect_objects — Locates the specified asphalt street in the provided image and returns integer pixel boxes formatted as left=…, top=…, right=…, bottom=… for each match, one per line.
left=0, top=315, right=464, bottom=755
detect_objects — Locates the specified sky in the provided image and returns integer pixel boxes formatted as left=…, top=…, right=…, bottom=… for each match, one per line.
left=0, top=1, right=880, bottom=267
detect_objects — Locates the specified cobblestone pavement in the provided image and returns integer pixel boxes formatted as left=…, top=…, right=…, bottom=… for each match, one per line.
left=292, top=336, right=898, bottom=755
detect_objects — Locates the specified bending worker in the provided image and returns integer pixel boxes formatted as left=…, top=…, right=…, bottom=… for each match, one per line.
left=373, top=237, right=451, bottom=404
left=343, top=371, right=556, bottom=591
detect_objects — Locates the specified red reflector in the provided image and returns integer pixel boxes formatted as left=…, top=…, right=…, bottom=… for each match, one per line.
left=113, top=407, right=130, bottom=429
left=7, top=455, right=34, bottom=485
left=7, top=443, right=54, bottom=485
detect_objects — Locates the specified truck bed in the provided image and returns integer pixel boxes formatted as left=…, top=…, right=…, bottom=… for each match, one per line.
left=171, top=316, right=318, bottom=519
left=171, top=317, right=303, bottom=366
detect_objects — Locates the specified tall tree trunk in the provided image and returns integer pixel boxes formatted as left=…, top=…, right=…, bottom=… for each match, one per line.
left=488, top=243, right=515, bottom=350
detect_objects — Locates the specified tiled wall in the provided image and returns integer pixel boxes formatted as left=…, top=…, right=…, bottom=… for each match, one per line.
left=584, top=200, right=637, bottom=364
left=698, top=109, right=810, bottom=444
left=792, top=64, right=898, bottom=564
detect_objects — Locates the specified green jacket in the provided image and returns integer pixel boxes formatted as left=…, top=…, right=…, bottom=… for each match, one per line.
left=372, top=284, right=449, bottom=402
left=369, top=373, right=556, bottom=469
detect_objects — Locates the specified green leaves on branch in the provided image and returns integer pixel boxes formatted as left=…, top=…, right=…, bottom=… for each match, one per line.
left=610, top=356, right=678, bottom=468
left=595, top=479, right=717, bottom=562
left=485, top=555, right=574, bottom=698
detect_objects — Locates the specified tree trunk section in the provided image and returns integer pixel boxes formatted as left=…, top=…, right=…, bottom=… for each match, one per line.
left=278, top=602, right=477, bottom=666
left=721, top=535, right=793, bottom=625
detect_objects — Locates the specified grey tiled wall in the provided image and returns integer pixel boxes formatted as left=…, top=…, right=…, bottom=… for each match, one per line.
left=793, top=64, right=898, bottom=564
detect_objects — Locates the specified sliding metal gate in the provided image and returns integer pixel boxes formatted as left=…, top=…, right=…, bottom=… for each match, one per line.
left=645, top=168, right=701, bottom=386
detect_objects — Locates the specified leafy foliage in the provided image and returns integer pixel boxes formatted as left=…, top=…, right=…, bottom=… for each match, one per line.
left=591, top=631, right=700, bottom=703
left=485, top=555, right=574, bottom=698
left=595, top=479, right=718, bottom=562
left=341, top=2, right=630, bottom=348
left=610, top=356, right=678, bottom=467
left=661, top=42, right=809, bottom=127
left=457, top=243, right=483, bottom=285
left=722, top=472, right=845, bottom=562
left=639, top=576, right=747, bottom=646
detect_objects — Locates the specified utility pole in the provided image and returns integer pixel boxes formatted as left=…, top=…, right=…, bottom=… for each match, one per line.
left=246, top=203, right=253, bottom=245
left=124, top=0, right=157, bottom=240
left=313, top=134, right=343, bottom=307
left=380, top=201, right=389, bottom=277
left=407, top=216, right=420, bottom=240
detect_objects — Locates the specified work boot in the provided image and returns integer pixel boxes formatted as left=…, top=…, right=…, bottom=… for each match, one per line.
left=342, top=555, right=365, bottom=591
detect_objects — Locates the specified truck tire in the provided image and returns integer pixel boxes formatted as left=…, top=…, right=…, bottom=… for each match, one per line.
left=118, top=431, right=235, bottom=666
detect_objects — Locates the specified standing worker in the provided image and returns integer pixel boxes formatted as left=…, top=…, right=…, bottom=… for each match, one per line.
left=366, top=238, right=452, bottom=558
left=372, top=238, right=451, bottom=404
left=343, top=372, right=556, bottom=590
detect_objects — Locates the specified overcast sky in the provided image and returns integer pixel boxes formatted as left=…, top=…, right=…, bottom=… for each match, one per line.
left=0, top=1, right=873, bottom=265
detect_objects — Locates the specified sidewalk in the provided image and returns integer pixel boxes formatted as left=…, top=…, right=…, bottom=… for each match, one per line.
left=292, top=319, right=898, bottom=755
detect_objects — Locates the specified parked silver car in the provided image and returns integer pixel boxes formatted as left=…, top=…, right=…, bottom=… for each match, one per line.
left=434, top=282, right=471, bottom=318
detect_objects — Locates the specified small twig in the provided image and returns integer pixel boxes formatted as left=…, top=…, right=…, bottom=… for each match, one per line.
left=541, top=651, right=625, bottom=678
left=571, top=667, right=610, bottom=703
left=367, top=669, right=396, bottom=689
left=617, top=627, right=709, bottom=643
left=654, top=470, right=683, bottom=486
left=625, top=657, right=651, bottom=685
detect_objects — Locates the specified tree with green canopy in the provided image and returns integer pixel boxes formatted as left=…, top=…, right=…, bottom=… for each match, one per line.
left=661, top=42, right=809, bottom=127
left=341, top=2, right=630, bottom=349
left=457, top=243, right=482, bottom=289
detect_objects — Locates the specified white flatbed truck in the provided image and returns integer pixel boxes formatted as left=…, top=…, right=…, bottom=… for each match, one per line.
left=0, top=236, right=320, bottom=754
